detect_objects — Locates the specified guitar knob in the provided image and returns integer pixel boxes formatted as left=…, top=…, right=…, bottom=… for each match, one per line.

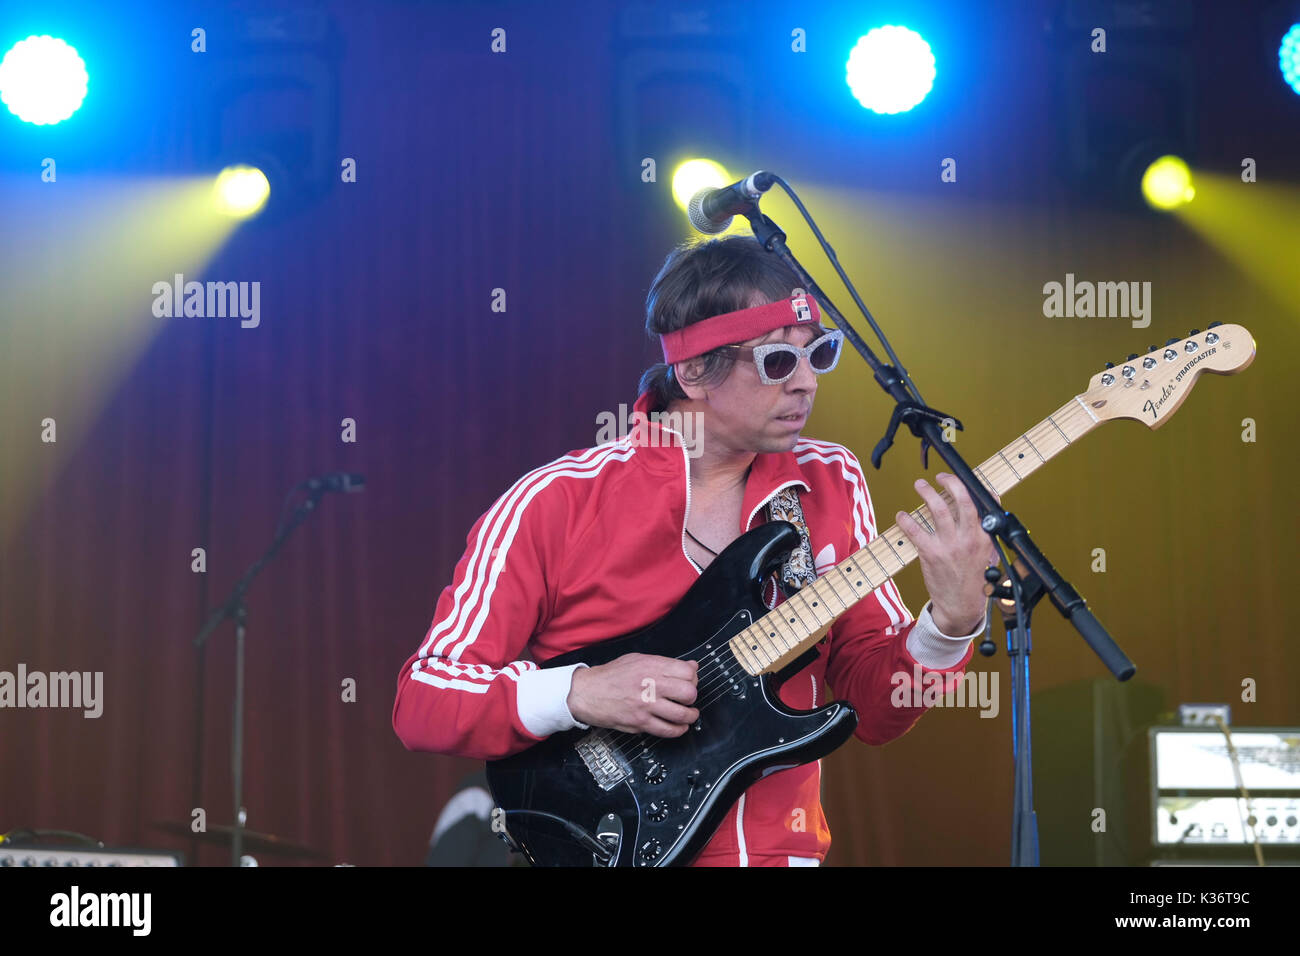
left=647, top=801, right=669, bottom=822
left=644, top=762, right=667, bottom=785
left=638, top=839, right=663, bottom=862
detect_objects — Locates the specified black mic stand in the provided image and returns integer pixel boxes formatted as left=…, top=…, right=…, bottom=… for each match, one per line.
left=984, top=547, right=1047, bottom=864
left=191, top=485, right=328, bottom=867
left=737, top=191, right=1135, bottom=866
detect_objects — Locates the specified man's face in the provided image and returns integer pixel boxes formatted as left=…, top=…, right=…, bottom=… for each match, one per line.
left=686, top=322, right=826, bottom=455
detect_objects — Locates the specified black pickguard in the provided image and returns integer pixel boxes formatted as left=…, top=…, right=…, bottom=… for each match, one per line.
left=485, top=521, right=859, bottom=866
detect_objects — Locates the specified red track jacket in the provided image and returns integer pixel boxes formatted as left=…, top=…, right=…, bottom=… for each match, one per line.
left=393, top=389, right=979, bottom=865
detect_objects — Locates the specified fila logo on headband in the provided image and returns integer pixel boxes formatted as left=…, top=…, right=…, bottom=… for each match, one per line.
left=791, top=289, right=812, bottom=322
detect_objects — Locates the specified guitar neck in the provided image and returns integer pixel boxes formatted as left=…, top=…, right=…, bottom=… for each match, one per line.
left=729, top=396, right=1103, bottom=675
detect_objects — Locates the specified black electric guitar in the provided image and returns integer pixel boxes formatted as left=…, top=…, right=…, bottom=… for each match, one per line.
left=486, top=325, right=1255, bottom=866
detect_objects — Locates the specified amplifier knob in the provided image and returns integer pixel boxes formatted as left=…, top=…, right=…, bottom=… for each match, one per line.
left=1287, top=816, right=1297, bottom=827
left=1266, top=816, right=1278, bottom=827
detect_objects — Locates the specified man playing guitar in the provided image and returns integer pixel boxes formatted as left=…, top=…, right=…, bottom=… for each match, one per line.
left=393, top=235, right=998, bottom=866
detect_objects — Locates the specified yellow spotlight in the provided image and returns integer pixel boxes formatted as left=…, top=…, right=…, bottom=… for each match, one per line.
left=671, top=158, right=729, bottom=210
left=1142, top=155, right=1195, bottom=211
left=213, top=165, right=270, bottom=219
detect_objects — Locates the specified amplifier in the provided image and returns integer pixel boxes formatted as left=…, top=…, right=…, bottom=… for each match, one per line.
left=1150, top=726, right=1300, bottom=849
left=0, top=846, right=182, bottom=867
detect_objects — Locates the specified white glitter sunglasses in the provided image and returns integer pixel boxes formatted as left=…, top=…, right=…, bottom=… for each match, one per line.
left=718, top=329, right=844, bottom=385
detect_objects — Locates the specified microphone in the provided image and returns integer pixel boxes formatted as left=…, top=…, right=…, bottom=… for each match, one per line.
left=687, top=171, right=778, bottom=234
left=305, top=472, right=366, bottom=493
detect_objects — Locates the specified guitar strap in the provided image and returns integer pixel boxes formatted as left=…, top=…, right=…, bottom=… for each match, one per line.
left=765, top=486, right=817, bottom=595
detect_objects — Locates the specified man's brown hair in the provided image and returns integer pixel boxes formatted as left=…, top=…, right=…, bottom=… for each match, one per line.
left=639, top=234, right=803, bottom=409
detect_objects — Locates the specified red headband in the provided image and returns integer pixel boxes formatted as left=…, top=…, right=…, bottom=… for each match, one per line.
left=660, top=292, right=822, bottom=364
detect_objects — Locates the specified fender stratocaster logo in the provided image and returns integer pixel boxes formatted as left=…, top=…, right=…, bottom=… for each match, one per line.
left=1142, top=346, right=1216, bottom=421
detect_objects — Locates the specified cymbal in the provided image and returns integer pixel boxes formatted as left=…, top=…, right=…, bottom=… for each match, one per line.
left=149, top=821, right=325, bottom=860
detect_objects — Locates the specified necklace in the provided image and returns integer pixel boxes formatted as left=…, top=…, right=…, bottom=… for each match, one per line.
left=684, top=464, right=751, bottom=560
left=684, top=528, right=718, bottom=557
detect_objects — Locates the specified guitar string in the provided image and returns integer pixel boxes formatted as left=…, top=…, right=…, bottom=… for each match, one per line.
left=589, top=402, right=1095, bottom=767
left=598, top=655, right=745, bottom=763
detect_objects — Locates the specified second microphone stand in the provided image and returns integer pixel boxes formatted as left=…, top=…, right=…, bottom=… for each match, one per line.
left=191, top=485, right=330, bottom=867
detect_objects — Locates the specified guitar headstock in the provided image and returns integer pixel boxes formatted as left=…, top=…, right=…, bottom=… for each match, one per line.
left=1077, top=323, right=1256, bottom=429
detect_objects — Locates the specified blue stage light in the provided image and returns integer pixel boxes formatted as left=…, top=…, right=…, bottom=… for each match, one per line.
left=846, top=26, right=936, bottom=115
left=1281, top=24, right=1300, bottom=96
left=0, top=35, right=89, bottom=125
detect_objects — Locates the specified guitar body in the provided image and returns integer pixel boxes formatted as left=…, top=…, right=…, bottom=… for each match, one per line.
left=485, top=521, right=858, bottom=867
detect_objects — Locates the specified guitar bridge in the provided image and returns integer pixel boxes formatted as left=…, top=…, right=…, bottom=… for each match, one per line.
left=575, top=733, right=632, bottom=791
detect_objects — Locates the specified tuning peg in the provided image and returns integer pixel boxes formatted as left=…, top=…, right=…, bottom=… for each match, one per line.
left=1188, top=328, right=1200, bottom=335
left=1208, top=321, right=1222, bottom=329
left=1104, top=361, right=1114, bottom=369
left=1127, top=353, right=1139, bottom=361
left=1166, top=337, right=1179, bottom=346
left=1148, top=344, right=1158, bottom=352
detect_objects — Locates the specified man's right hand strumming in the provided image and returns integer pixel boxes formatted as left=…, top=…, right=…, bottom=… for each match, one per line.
left=567, top=653, right=699, bottom=737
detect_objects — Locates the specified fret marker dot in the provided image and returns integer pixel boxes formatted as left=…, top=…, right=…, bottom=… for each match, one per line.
left=1018, top=453, right=1024, bottom=458
left=812, top=602, right=818, bottom=607
left=769, top=632, right=776, bottom=638
left=856, top=581, right=862, bottom=587
left=789, top=618, right=795, bottom=623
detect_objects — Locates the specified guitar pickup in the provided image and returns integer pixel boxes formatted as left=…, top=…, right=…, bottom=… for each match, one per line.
left=575, top=733, right=632, bottom=791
